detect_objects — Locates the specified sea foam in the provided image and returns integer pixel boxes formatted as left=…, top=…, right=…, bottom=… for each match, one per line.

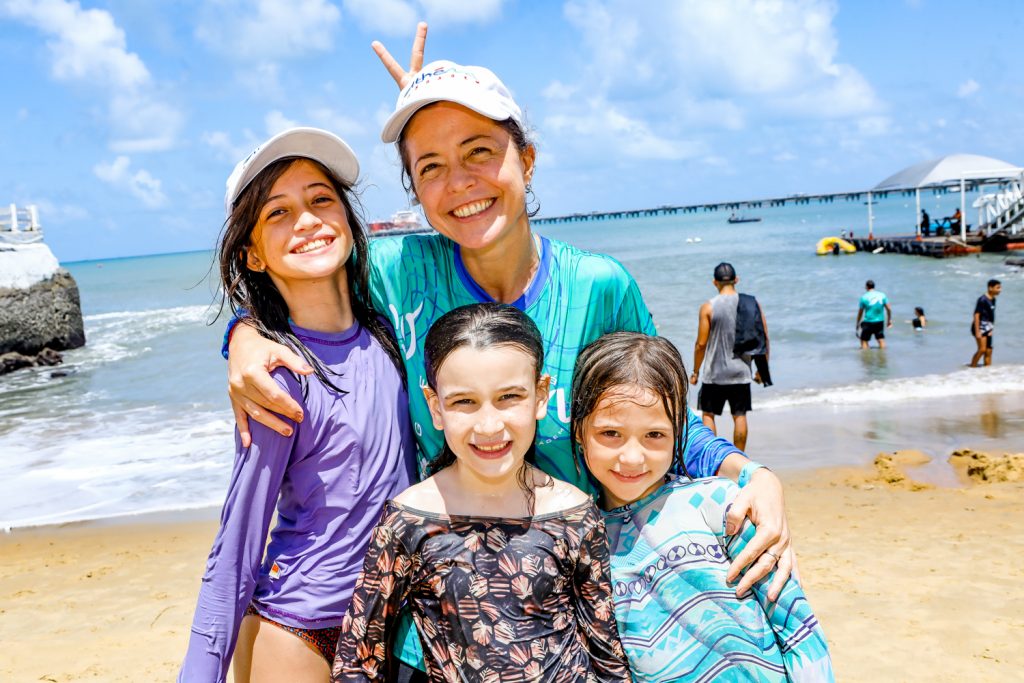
left=759, top=364, right=1024, bottom=410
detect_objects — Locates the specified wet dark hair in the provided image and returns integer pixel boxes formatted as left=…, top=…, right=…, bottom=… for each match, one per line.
left=397, top=107, right=540, bottom=218
left=423, top=303, right=550, bottom=511
left=915, top=307, right=925, bottom=316
left=988, top=279, right=1001, bottom=288
left=865, top=279, right=875, bottom=289
left=216, top=156, right=405, bottom=395
left=571, top=332, right=692, bottom=499
left=713, top=262, right=736, bottom=283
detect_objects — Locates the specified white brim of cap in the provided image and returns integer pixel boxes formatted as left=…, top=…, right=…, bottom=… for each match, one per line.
left=227, top=127, right=359, bottom=214
left=380, top=96, right=512, bottom=143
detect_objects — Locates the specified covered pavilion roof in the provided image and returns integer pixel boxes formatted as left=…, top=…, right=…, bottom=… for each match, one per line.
left=873, top=154, right=1021, bottom=191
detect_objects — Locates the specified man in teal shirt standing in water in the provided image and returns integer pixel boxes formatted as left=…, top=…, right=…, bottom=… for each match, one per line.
left=856, top=279, right=892, bottom=349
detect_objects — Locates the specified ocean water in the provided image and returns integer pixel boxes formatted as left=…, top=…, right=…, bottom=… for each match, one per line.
left=1, top=194, right=1021, bottom=529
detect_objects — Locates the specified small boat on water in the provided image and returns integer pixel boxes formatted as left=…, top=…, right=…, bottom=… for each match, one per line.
left=727, top=213, right=762, bottom=224
left=816, top=236, right=857, bottom=255
left=368, top=209, right=432, bottom=237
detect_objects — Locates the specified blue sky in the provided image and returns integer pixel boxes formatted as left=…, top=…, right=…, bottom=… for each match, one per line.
left=2, top=0, right=1023, bottom=262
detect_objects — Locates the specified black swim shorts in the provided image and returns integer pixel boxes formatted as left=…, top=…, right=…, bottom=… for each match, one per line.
left=698, top=382, right=752, bottom=416
left=859, top=321, right=885, bottom=341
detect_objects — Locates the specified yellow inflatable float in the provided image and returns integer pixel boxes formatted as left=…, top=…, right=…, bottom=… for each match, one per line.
left=816, top=236, right=856, bottom=255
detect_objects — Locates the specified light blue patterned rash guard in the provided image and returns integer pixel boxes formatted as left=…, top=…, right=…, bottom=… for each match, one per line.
left=604, top=476, right=835, bottom=682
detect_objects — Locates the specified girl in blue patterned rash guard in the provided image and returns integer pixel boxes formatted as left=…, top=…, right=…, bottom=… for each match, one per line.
left=571, top=332, right=834, bottom=682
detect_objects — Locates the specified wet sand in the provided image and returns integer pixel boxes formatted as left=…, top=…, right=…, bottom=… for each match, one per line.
left=1, top=450, right=1021, bottom=682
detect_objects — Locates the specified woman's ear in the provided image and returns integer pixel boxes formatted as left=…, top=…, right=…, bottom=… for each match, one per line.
left=521, top=144, right=537, bottom=185
left=422, top=386, right=444, bottom=431
left=534, top=374, right=551, bottom=420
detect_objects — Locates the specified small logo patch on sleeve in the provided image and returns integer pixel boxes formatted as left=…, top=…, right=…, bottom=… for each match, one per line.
left=269, top=561, right=282, bottom=579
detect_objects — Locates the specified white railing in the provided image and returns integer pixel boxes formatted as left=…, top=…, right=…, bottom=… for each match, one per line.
left=0, top=204, right=43, bottom=243
left=973, top=171, right=1024, bottom=236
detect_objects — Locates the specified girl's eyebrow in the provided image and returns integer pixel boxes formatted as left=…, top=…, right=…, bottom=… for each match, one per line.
left=264, top=182, right=333, bottom=204
left=442, top=384, right=529, bottom=399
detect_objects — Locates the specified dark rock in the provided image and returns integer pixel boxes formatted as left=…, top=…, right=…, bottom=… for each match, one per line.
left=0, top=348, right=65, bottom=375
left=0, top=269, right=86, bottom=357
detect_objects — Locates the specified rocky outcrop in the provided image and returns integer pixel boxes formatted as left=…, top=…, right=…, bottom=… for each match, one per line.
left=0, top=243, right=85, bottom=375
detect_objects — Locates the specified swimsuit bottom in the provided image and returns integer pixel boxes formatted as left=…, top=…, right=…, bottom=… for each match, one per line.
left=245, top=603, right=343, bottom=663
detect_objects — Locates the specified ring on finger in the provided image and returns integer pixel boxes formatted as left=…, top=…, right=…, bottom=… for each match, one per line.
left=764, top=550, right=780, bottom=563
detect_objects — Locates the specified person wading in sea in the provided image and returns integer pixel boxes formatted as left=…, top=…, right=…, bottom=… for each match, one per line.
left=691, top=263, right=768, bottom=451
left=969, top=279, right=1001, bottom=367
left=856, top=279, right=892, bottom=349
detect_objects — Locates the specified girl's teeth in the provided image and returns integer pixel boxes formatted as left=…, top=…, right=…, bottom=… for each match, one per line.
left=453, top=199, right=494, bottom=218
left=295, top=238, right=329, bottom=254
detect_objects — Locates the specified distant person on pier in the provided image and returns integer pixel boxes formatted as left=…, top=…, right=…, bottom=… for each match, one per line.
left=920, top=209, right=930, bottom=237
left=856, top=280, right=892, bottom=349
left=949, top=208, right=963, bottom=233
left=691, top=262, right=769, bottom=451
left=969, top=279, right=1001, bottom=367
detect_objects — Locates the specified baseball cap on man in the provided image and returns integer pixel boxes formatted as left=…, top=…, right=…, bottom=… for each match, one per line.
left=224, top=127, right=359, bottom=216
left=713, top=262, right=737, bottom=283
left=380, top=60, right=525, bottom=143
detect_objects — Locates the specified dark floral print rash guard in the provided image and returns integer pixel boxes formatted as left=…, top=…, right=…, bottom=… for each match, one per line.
left=332, top=500, right=630, bottom=683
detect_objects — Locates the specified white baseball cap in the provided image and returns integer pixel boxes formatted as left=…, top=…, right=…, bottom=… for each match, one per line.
left=224, top=127, right=360, bottom=216
left=380, top=60, right=525, bottom=143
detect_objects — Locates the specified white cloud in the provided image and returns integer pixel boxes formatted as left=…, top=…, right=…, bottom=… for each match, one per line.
left=238, top=62, right=283, bottom=98
left=957, top=79, right=980, bottom=98
left=109, top=93, right=182, bottom=152
left=418, top=0, right=503, bottom=23
left=561, top=0, right=880, bottom=122
left=28, top=198, right=90, bottom=222
left=309, top=107, right=366, bottom=137
left=343, top=0, right=505, bottom=35
left=774, top=151, right=798, bottom=162
left=542, top=80, right=578, bottom=102
left=856, top=116, right=892, bottom=137
left=196, top=0, right=341, bottom=60
left=2, top=0, right=183, bottom=151
left=343, top=0, right=417, bottom=34
left=4, top=0, right=149, bottom=88
left=546, top=100, right=706, bottom=161
left=265, top=110, right=300, bottom=135
left=202, top=130, right=260, bottom=162
left=93, top=156, right=167, bottom=208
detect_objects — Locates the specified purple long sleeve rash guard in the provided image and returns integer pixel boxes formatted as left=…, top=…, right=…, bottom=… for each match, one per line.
left=179, top=322, right=415, bottom=682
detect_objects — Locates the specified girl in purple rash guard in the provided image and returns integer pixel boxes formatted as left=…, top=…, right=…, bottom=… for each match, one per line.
left=178, top=128, right=415, bottom=683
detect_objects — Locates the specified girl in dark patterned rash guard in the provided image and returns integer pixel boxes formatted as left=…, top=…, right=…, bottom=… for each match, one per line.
left=332, top=304, right=630, bottom=683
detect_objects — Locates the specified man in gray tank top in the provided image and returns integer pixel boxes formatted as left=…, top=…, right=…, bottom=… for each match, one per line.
left=690, top=263, right=768, bottom=450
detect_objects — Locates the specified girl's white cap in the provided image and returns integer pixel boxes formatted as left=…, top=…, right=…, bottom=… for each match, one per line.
left=224, top=127, right=359, bottom=216
left=381, top=60, right=524, bottom=143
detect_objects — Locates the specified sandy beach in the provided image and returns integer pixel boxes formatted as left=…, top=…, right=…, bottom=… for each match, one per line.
left=1, top=449, right=1021, bottom=682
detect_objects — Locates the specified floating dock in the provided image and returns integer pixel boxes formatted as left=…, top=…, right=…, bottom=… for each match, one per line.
left=847, top=235, right=980, bottom=258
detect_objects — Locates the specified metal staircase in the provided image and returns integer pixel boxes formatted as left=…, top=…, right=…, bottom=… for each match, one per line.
left=977, top=172, right=1024, bottom=250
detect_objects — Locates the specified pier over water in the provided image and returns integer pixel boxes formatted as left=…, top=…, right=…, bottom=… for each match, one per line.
left=533, top=181, right=984, bottom=226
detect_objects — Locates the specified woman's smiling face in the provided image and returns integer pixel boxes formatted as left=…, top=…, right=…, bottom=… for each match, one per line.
left=402, top=102, right=535, bottom=253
